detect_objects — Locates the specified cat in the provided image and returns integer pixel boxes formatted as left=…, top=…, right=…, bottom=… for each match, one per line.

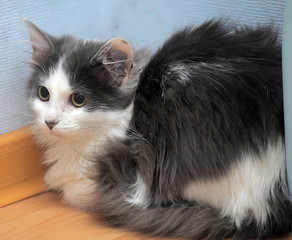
left=25, top=18, right=292, bottom=239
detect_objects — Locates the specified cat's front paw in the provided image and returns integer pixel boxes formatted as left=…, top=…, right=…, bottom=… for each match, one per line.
left=61, top=178, right=98, bottom=210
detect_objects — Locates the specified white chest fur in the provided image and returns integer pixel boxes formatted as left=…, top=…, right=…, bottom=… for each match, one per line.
left=43, top=141, right=98, bottom=209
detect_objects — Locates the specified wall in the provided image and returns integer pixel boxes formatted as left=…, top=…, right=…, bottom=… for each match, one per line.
left=283, top=0, right=292, bottom=194
left=0, top=0, right=286, bottom=134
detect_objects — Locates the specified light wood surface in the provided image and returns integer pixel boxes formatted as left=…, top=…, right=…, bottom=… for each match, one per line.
left=0, top=192, right=291, bottom=240
left=0, top=192, right=178, bottom=240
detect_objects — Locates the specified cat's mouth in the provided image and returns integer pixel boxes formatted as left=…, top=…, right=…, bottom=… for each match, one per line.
left=45, top=127, right=64, bottom=138
left=45, top=126, right=77, bottom=140
left=49, top=130, right=61, bottom=136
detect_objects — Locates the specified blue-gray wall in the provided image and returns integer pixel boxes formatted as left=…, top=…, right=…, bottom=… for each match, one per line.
left=283, top=0, right=292, bottom=194
left=0, top=0, right=286, bottom=134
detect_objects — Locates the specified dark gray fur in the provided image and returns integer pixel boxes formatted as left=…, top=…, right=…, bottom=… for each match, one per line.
left=27, top=19, right=292, bottom=239
left=93, top=20, right=292, bottom=239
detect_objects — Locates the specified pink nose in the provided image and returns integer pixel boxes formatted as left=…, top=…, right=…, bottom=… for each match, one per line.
left=45, top=121, right=58, bottom=130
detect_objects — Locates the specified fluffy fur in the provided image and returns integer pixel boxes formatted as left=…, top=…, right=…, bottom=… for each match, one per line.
left=26, top=19, right=292, bottom=239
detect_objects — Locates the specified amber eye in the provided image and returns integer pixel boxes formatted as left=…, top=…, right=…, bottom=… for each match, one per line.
left=38, top=86, right=50, bottom=101
left=71, top=92, right=86, bottom=107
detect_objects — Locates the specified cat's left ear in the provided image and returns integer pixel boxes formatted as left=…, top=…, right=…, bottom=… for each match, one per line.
left=90, top=38, right=133, bottom=87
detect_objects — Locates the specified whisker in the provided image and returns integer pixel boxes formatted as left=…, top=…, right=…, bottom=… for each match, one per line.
left=103, top=59, right=127, bottom=65
left=127, top=128, right=151, bottom=146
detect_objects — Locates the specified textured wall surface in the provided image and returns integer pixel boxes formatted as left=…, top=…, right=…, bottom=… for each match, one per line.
left=0, top=0, right=286, bottom=134
left=283, top=0, right=292, bottom=194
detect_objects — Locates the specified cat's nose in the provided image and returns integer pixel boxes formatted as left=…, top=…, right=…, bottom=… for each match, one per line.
left=45, top=121, right=58, bottom=130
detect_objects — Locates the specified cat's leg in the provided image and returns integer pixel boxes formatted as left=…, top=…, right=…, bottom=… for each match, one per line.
left=44, top=165, right=98, bottom=209
left=61, top=177, right=98, bottom=210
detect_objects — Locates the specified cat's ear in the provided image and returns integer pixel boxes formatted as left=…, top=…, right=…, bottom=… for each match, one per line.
left=24, top=19, right=54, bottom=65
left=90, top=38, right=134, bottom=87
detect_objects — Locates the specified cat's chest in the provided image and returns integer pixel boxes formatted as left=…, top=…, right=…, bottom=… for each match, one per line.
left=43, top=142, right=99, bottom=208
left=44, top=144, right=89, bottom=188
left=44, top=143, right=97, bottom=204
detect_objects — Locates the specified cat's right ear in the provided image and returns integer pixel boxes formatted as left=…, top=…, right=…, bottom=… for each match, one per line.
left=24, top=19, right=54, bottom=65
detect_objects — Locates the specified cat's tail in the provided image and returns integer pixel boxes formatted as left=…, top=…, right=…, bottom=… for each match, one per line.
left=94, top=184, right=292, bottom=240
left=93, top=141, right=292, bottom=239
left=95, top=190, right=237, bottom=240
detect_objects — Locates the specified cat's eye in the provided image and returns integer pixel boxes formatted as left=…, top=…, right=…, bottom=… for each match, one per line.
left=38, top=86, right=50, bottom=101
left=71, top=92, right=86, bottom=107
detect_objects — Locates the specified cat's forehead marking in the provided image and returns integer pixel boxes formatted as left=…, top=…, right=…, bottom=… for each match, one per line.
left=45, top=57, right=71, bottom=95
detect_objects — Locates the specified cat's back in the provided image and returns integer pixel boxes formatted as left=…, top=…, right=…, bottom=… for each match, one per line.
left=132, top=19, right=283, bottom=185
left=134, top=19, right=282, bottom=140
left=140, top=19, right=281, bottom=70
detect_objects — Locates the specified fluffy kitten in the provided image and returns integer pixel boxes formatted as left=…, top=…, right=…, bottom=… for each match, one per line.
left=25, top=19, right=292, bottom=239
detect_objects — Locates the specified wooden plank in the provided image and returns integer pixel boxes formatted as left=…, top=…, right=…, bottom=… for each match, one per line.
left=0, top=126, right=46, bottom=207
left=0, top=192, right=291, bottom=240
left=0, top=192, right=130, bottom=240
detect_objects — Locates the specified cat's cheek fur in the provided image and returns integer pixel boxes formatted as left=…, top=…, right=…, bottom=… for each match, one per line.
left=182, top=138, right=286, bottom=228
left=30, top=98, right=56, bottom=140
left=31, top=98, right=81, bottom=142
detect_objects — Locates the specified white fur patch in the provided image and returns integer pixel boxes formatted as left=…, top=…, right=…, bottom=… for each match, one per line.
left=169, top=63, right=190, bottom=84
left=30, top=57, right=134, bottom=209
left=182, top=139, right=286, bottom=228
left=43, top=142, right=98, bottom=209
left=125, top=171, right=149, bottom=208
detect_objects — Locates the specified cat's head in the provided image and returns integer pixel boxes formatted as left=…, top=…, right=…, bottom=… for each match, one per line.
left=25, top=20, right=134, bottom=145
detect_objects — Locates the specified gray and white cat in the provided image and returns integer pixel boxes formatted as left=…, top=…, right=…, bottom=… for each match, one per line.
left=25, top=19, right=292, bottom=239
